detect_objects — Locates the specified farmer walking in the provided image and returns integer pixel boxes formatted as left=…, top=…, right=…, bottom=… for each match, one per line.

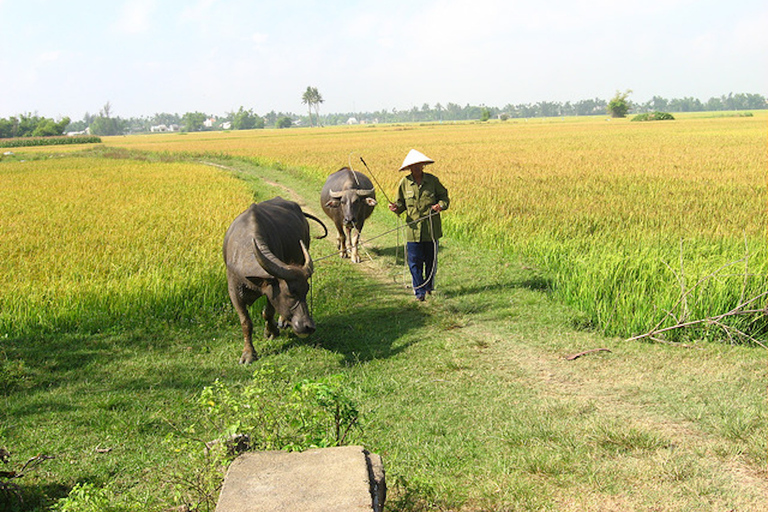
left=388, top=149, right=450, bottom=301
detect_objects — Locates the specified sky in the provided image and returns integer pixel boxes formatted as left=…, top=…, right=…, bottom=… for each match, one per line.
left=1, top=0, right=766, bottom=120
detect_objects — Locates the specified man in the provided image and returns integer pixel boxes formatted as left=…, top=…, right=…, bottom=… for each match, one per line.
left=388, top=149, right=450, bottom=301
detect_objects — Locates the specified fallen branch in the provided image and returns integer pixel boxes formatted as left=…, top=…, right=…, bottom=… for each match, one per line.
left=565, top=348, right=612, bottom=360
left=626, top=291, right=767, bottom=348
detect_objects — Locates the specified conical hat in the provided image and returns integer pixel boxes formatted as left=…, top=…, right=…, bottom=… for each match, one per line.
left=399, top=149, right=434, bottom=171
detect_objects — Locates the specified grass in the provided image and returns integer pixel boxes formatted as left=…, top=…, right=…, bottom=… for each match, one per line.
left=1, top=144, right=765, bottom=511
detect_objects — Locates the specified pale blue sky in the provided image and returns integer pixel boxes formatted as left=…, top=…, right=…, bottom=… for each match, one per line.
left=1, top=0, right=766, bottom=120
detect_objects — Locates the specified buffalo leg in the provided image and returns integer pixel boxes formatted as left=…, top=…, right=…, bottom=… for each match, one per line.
left=336, top=223, right=348, bottom=259
left=230, top=295, right=257, bottom=364
left=262, top=301, right=279, bottom=339
left=348, top=225, right=361, bottom=263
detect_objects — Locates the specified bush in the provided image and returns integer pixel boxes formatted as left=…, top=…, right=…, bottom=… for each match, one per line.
left=631, top=111, right=675, bottom=122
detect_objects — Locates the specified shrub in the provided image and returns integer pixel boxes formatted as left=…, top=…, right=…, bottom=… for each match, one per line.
left=631, top=111, right=675, bottom=122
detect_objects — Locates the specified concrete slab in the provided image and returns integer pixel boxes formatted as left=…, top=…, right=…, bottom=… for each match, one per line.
left=215, top=445, right=385, bottom=512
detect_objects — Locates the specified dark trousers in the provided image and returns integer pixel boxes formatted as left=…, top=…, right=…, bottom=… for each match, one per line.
left=406, top=241, right=438, bottom=298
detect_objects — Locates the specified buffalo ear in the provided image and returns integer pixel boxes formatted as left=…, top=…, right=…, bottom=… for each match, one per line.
left=325, top=199, right=341, bottom=208
left=245, top=276, right=275, bottom=287
left=365, top=197, right=378, bottom=207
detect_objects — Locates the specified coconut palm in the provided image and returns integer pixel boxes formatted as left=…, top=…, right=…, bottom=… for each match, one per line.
left=301, top=86, right=324, bottom=127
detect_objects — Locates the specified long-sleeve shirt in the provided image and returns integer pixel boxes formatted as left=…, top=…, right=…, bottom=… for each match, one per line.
left=392, top=172, right=450, bottom=242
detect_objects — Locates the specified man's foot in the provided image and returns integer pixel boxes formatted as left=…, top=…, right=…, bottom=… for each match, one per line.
left=415, top=294, right=426, bottom=301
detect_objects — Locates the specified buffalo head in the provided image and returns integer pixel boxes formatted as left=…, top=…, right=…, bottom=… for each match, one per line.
left=325, top=188, right=377, bottom=228
left=252, top=237, right=315, bottom=337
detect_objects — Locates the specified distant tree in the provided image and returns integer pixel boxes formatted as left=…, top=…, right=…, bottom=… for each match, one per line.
left=0, top=114, right=69, bottom=138
left=90, top=103, right=125, bottom=136
left=705, top=96, right=724, bottom=111
left=607, top=90, right=632, bottom=118
left=181, top=112, right=207, bottom=132
left=573, top=98, right=606, bottom=116
left=231, top=106, right=263, bottom=130
left=668, top=96, right=703, bottom=112
left=650, top=96, right=669, bottom=112
left=152, top=112, right=181, bottom=127
left=301, top=86, right=324, bottom=127
left=301, top=87, right=315, bottom=126
left=0, top=117, right=17, bottom=138
left=276, top=116, right=292, bottom=129
left=480, top=107, right=491, bottom=122
left=537, top=101, right=561, bottom=117
left=31, top=117, right=70, bottom=137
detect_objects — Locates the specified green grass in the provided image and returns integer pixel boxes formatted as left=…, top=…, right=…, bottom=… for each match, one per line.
left=1, top=153, right=765, bottom=511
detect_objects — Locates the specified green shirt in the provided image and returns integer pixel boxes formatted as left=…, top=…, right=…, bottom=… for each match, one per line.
left=393, top=172, right=450, bottom=242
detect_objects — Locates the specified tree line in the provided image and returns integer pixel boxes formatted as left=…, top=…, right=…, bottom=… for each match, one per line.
left=1, top=92, right=765, bottom=139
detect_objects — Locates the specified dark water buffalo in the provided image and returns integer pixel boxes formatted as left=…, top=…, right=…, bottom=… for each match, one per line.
left=320, top=167, right=377, bottom=263
left=223, top=197, right=327, bottom=364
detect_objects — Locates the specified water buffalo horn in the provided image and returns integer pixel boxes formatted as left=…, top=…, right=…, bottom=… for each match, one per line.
left=252, top=237, right=294, bottom=281
left=355, top=188, right=375, bottom=196
left=329, top=190, right=343, bottom=199
left=300, top=239, right=313, bottom=275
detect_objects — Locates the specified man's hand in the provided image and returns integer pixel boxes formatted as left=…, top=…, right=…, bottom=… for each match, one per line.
left=431, top=204, right=442, bottom=212
left=388, top=202, right=399, bottom=212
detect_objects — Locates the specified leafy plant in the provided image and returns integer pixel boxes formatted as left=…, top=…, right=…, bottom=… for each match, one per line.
left=293, top=374, right=361, bottom=447
left=608, top=89, right=632, bottom=117
left=631, top=111, right=675, bottom=121
left=160, top=366, right=362, bottom=510
left=53, top=483, right=128, bottom=512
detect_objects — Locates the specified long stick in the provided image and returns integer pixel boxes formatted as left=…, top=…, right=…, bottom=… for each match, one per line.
left=360, top=157, right=393, bottom=204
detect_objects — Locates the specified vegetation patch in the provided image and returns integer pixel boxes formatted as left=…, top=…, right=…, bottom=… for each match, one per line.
left=0, top=135, right=101, bottom=148
left=631, top=111, right=675, bottom=121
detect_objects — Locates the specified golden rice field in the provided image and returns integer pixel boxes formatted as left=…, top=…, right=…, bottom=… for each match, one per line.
left=5, top=112, right=766, bottom=341
left=0, top=155, right=252, bottom=334
left=96, top=113, right=767, bottom=341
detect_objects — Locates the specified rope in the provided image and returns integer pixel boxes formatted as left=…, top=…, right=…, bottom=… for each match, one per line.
left=312, top=210, right=441, bottom=263
left=409, top=212, right=438, bottom=292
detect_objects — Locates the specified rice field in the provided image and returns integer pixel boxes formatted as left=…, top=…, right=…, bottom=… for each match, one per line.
left=0, top=155, right=252, bottom=335
left=99, top=113, right=767, bottom=342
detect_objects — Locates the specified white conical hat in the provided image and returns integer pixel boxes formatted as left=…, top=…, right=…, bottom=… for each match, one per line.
left=399, top=149, right=434, bottom=171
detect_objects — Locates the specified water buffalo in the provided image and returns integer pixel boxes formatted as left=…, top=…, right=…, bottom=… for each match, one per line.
left=223, top=197, right=327, bottom=364
left=320, top=167, right=377, bottom=263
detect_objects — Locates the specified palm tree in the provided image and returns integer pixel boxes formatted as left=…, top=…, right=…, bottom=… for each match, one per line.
left=301, top=87, right=315, bottom=126
left=311, top=87, right=324, bottom=126
left=301, top=86, right=324, bottom=127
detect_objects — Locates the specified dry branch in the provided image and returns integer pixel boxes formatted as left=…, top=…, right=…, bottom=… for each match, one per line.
left=626, top=291, right=767, bottom=348
left=565, top=348, right=612, bottom=360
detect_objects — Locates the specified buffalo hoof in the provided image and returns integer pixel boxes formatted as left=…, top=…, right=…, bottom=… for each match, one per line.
left=265, top=324, right=279, bottom=339
left=239, top=351, right=258, bottom=365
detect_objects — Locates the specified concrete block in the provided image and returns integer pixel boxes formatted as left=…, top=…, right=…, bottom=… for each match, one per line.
left=215, top=445, right=385, bottom=512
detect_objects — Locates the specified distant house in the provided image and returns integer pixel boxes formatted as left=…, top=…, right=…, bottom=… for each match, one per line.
left=346, top=117, right=359, bottom=125
left=221, top=121, right=232, bottom=130
left=66, top=127, right=91, bottom=136
left=204, top=117, right=216, bottom=128
left=150, top=124, right=179, bottom=133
